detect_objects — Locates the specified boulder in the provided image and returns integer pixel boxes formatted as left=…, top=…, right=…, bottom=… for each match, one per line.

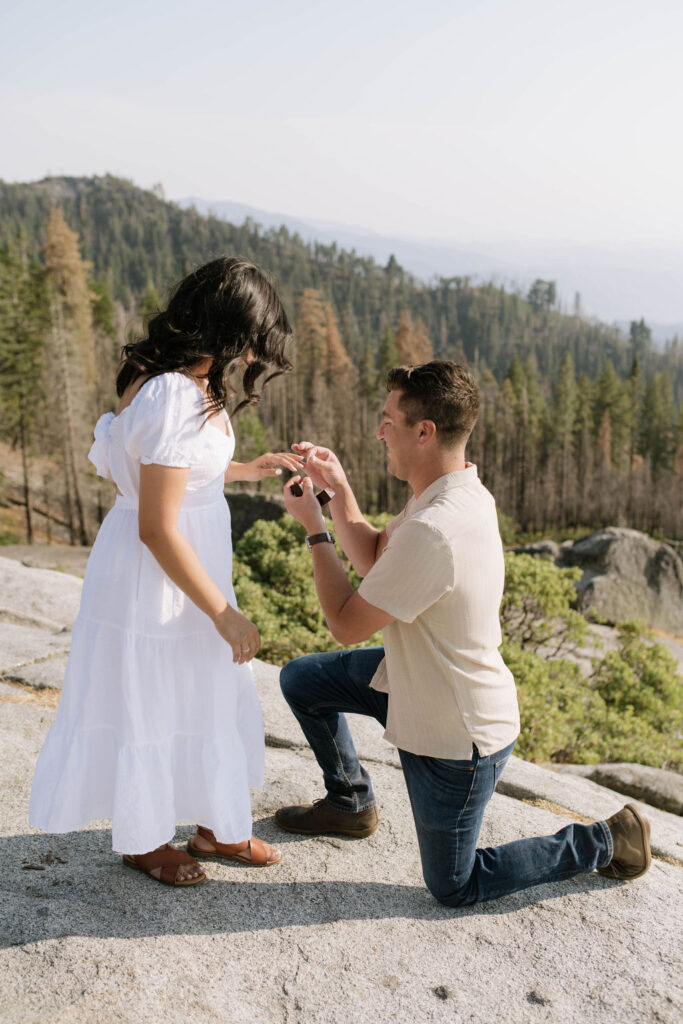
left=512, top=540, right=560, bottom=561
left=551, top=762, right=683, bottom=817
left=227, top=491, right=286, bottom=544
left=559, top=527, right=683, bottom=632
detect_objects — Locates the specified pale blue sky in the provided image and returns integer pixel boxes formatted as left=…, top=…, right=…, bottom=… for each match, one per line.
left=2, top=0, right=682, bottom=248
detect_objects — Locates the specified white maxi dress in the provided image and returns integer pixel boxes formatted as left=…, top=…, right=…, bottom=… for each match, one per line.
left=29, top=372, right=265, bottom=854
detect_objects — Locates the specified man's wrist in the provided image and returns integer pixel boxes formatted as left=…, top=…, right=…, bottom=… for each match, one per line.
left=303, top=515, right=326, bottom=536
left=305, top=529, right=334, bottom=551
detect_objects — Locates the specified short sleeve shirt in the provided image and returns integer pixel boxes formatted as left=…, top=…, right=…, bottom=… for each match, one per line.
left=358, top=466, right=519, bottom=759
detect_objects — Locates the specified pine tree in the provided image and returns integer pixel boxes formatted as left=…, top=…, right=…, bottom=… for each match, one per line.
left=413, top=316, right=434, bottom=363
left=594, top=361, right=630, bottom=468
left=43, top=207, right=96, bottom=545
left=395, top=309, right=434, bottom=365
left=377, top=324, right=398, bottom=381
left=640, top=372, right=675, bottom=478
left=0, top=238, right=49, bottom=541
left=629, top=319, right=652, bottom=362
left=553, top=352, right=577, bottom=525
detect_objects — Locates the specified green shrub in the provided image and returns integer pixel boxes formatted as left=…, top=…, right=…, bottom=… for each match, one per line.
left=233, top=513, right=391, bottom=663
left=502, top=554, right=682, bottom=769
left=501, top=552, right=587, bottom=656
left=233, top=518, right=683, bottom=770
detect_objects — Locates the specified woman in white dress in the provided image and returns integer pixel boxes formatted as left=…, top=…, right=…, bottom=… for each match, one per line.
left=29, top=256, right=302, bottom=886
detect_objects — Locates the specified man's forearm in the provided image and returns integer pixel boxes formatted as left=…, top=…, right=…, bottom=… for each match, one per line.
left=309, top=541, right=355, bottom=639
left=329, top=482, right=379, bottom=577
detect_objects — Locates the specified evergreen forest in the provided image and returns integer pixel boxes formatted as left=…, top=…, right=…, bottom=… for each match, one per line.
left=1, top=174, right=682, bottom=546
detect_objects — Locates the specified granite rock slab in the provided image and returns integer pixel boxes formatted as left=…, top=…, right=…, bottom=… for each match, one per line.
left=554, top=762, right=683, bottom=817
left=0, top=623, right=72, bottom=678
left=0, top=555, right=83, bottom=630
left=1, top=700, right=681, bottom=1024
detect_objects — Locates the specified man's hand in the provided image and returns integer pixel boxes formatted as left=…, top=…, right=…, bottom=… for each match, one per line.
left=283, top=475, right=327, bottom=535
left=291, top=442, right=348, bottom=493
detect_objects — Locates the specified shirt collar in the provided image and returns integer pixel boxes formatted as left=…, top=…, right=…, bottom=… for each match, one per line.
left=408, top=464, right=479, bottom=515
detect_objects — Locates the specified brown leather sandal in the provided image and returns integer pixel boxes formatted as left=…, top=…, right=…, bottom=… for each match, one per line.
left=122, top=843, right=206, bottom=886
left=187, top=825, right=282, bottom=866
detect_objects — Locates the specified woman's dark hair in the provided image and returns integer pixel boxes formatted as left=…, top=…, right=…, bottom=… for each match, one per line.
left=117, top=256, right=293, bottom=415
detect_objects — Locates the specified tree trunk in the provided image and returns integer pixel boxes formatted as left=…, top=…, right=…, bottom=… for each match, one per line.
left=44, top=471, right=52, bottom=544
left=18, top=397, right=33, bottom=544
left=51, top=297, right=89, bottom=545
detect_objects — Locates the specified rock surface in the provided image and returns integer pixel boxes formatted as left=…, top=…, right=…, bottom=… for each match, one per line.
left=0, top=555, right=83, bottom=629
left=559, top=527, right=683, bottom=633
left=1, top=556, right=682, bottom=1024
left=513, top=540, right=561, bottom=561
left=552, top=763, right=683, bottom=817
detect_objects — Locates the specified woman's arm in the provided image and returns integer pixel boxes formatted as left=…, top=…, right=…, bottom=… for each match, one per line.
left=226, top=451, right=304, bottom=483
left=138, top=463, right=259, bottom=663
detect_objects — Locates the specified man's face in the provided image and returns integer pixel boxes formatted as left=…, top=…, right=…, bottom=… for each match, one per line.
left=376, top=389, right=419, bottom=480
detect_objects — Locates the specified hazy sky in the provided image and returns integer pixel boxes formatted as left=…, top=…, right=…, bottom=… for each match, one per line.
left=2, top=0, right=682, bottom=248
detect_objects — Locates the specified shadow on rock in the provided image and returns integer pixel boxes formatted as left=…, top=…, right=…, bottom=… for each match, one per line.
left=3, top=826, right=617, bottom=948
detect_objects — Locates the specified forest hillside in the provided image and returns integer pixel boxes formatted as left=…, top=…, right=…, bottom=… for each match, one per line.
left=1, top=174, right=682, bottom=543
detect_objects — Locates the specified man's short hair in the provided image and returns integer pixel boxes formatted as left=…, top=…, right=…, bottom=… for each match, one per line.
left=387, top=361, right=480, bottom=446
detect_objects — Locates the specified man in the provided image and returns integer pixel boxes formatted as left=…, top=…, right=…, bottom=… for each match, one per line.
left=278, top=360, right=651, bottom=906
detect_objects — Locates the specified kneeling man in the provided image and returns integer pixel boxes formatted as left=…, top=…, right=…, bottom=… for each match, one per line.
left=278, top=361, right=650, bottom=906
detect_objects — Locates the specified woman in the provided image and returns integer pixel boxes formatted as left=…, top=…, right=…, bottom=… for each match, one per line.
left=29, top=256, right=302, bottom=886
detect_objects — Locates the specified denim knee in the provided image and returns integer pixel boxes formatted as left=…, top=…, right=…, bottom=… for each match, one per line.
left=279, top=656, right=311, bottom=706
left=426, top=876, right=475, bottom=909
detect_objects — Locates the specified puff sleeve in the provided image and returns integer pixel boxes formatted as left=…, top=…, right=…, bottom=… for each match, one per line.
left=88, top=412, right=115, bottom=478
left=124, top=373, right=202, bottom=468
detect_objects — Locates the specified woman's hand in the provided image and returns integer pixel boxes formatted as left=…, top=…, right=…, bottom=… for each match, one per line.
left=228, top=451, right=305, bottom=483
left=214, top=605, right=261, bottom=664
left=291, top=442, right=348, bottom=492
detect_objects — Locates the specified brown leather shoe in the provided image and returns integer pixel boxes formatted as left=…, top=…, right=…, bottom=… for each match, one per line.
left=598, top=803, right=652, bottom=880
left=275, top=798, right=379, bottom=838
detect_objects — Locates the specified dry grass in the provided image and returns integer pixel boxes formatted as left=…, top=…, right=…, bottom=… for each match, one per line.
left=0, top=678, right=60, bottom=707
left=521, top=797, right=593, bottom=824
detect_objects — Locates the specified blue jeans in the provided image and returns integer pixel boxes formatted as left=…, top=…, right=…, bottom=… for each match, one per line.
left=279, top=647, right=613, bottom=907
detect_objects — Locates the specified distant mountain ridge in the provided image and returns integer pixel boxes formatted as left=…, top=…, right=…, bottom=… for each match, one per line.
left=178, top=195, right=683, bottom=340
left=178, top=195, right=506, bottom=279
left=2, top=173, right=679, bottom=399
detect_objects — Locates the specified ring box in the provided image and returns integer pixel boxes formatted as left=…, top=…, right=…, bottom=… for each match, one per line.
left=290, top=483, right=333, bottom=506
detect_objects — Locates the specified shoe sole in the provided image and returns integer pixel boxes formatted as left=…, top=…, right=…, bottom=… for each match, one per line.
left=186, top=841, right=282, bottom=866
left=598, top=803, right=652, bottom=881
left=623, top=803, right=652, bottom=879
left=275, top=813, right=378, bottom=839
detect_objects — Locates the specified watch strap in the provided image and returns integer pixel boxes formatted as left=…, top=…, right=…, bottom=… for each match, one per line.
left=305, top=530, right=334, bottom=551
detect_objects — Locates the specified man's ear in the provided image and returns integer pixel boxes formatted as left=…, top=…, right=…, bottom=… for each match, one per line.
left=417, top=420, right=437, bottom=446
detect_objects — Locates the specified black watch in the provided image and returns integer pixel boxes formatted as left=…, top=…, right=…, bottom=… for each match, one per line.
left=305, top=530, right=334, bottom=551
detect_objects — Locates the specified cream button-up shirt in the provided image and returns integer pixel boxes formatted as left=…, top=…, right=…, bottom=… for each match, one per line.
left=358, top=466, right=520, bottom=759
